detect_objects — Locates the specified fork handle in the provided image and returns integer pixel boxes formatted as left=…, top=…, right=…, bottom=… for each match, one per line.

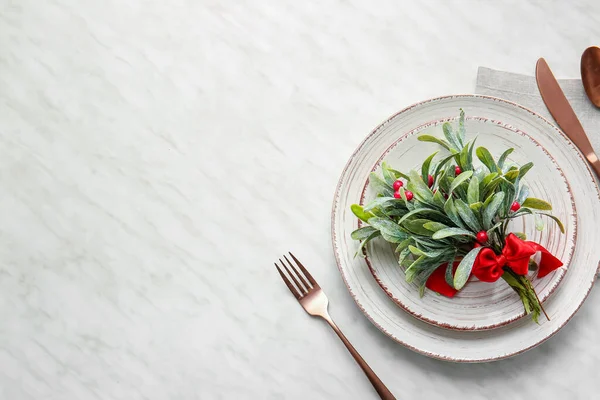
left=321, top=313, right=396, bottom=400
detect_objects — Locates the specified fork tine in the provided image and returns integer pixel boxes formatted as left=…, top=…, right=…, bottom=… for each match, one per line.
left=275, top=263, right=301, bottom=299
left=284, top=255, right=310, bottom=289
left=280, top=258, right=307, bottom=294
left=289, top=252, right=317, bottom=286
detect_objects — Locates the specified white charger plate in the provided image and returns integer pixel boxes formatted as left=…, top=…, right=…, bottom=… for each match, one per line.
left=332, top=95, right=600, bottom=362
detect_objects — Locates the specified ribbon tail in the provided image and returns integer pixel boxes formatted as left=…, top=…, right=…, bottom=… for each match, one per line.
left=426, top=263, right=459, bottom=297
left=527, top=242, right=564, bottom=278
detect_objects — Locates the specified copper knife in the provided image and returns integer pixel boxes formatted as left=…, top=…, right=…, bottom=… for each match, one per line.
left=536, top=57, right=600, bottom=177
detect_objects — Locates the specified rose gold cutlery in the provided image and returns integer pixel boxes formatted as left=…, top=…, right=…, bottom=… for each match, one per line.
left=275, top=253, right=396, bottom=400
left=536, top=58, right=600, bottom=177
left=581, top=46, right=600, bottom=108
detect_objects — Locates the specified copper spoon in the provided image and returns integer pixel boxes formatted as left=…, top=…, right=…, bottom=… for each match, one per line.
left=581, top=46, right=600, bottom=108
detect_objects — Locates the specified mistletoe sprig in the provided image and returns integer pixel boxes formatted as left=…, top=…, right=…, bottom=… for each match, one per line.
left=351, top=110, right=565, bottom=323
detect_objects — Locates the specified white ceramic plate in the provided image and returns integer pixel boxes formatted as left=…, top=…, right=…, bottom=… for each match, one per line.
left=362, top=116, right=575, bottom=331
left=332, top=95, right=600, bottom=362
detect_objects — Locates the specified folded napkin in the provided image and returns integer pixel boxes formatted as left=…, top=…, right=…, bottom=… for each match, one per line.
left=475, top=67, right=600, bottom=155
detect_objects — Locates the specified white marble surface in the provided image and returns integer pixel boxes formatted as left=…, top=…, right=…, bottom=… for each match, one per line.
left=1, top=1, right=600, bottom=399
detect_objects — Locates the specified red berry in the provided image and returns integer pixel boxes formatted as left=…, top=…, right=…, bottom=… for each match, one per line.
left=393, top=191, right=401, bottom=199
left=427, top=174, right=434, bottom=187
left=455, top=166, right=462, bottom=175
left=393, top=179, right=403, bottom=191
left=510, top=201, right=521, bottom=212
left=405, top=190, right=414, bottom=201
left=476, top=231, right=488, bottom=243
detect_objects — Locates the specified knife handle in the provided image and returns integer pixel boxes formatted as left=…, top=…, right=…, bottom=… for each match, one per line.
left=586, top=152, right=600, bottom=178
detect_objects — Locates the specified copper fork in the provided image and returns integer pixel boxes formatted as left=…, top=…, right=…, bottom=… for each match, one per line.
left=275, top=253, right=396, bottom=400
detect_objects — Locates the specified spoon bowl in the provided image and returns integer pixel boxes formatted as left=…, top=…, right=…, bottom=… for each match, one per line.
left=581, top=46, right=600, bottom=108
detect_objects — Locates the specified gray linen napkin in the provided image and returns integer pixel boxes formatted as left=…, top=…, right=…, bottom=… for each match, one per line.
left=475, top=67, right=600, bottom=155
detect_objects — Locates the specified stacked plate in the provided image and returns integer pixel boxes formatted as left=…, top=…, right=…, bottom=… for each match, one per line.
left=331, top=95, right=600, bottom=362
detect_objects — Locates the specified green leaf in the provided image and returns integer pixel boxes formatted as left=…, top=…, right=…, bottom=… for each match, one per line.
left=469, top=201, right=484, bottom=213
left=432, top=189, right=446, bottom=209
left=514, top=232, right=527, bottom=240
left=413, top=236, right=449, bottom=249
left=518, top=162, right=534, bottom=179
left=421, top=152, right=438, bottom=186
left=432, top=227, right=476, bottom=239
left=399, top=208, right=435, bottom=224
left=534, top=212, right=544, bottom=231
left=511, top=207, right=535, bottom=218
left=395, top=238, right=413, bottom=253
left=517, top=185, right=530, bottom=204
left=438, top=173, right=451, bottom=194
left=482, top=192, right=505, bottom=230
left=467, top=176, right=480, bottom=204
left=408, top=245, right=448, bottom=259
left=454, top=185, right=468, bottom=203
left=444, top=197, right=466, bottom=229
left=351, top=226, right=378, bottom=240
left=458, top=141, right=470, bottom=170
left=389, top=168, right=410, bottom=180
left=404, top=219, right=435, bottom=236
left=381, top=162, right=397, bottom=185
left=398, top=247, right=411, bottom=266
left=482, top=176, right=503, bottom=198
left=480, top=172, right=498, bottom=189
left=386, top=208, right=407, bottom=217
left=454, top=247, right=483, bottom=290
left=408, top=170, right=433, bottom=202
left=398, top=187, right=415, bottom=211
left=503, top=169, right=520, bottom=182
left=445, top=258, right=456, bottom=288
left=408, top=245, right=427, bottom=256
left=369, top=172, right=394, bottom=197
left=458, top=109, right=466, bottom=146
left=416, top=262, right=443, bottom=290
left=419, top=282, right=428, bottom=297
left=362, top=197, right=399, bottom=212
left=351, top=204, right=375, bottom=223
left=423, top=221, right=448, bottom=232
left=455, top=199, right=482, bottom=231
left=417, top=135, right=451, bottom=151
left=476, top=147, right=498, bottom=172
left=467, top=139, right=477, bottom=170
left=522, top=197, right=552, bottom=210
left=381, top=231, right=406, bottom=243
left=483, top=192, right=495, bottom=208
left=405, top=256, right=426, bottom=283
left=497, top=148, right=514, bottom=169
left=355, top=230, right=380, bottom=257
left=538, top=212, right=565, bottom=233
left=500, top=180, right=516, bottom=216
left=433, top=154, right=457, bottom=178
left=529, top=259, right=539, bottom=272
left=443, top=122, right=461, bottom=150
left=367, top=217, right=407, bottom=242
left=449, top=171, right=473, bottom=194
left=486, top=221, right=503, bottom=235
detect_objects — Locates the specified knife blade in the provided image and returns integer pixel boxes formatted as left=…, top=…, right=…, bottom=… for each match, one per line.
left=535, top=57, right=600, bottom=177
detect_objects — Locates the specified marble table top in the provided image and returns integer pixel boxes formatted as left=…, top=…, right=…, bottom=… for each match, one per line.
left=1, top=1, right=599, bottom=399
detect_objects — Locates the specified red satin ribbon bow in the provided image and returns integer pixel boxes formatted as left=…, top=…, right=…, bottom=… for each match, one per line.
left=426, top=233, right=563, bottom=297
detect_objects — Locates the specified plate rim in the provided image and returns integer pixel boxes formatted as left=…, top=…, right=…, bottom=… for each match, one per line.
left=360, top=115, right=574, bottom=331
left=331, top=94, right=599, bottom=362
